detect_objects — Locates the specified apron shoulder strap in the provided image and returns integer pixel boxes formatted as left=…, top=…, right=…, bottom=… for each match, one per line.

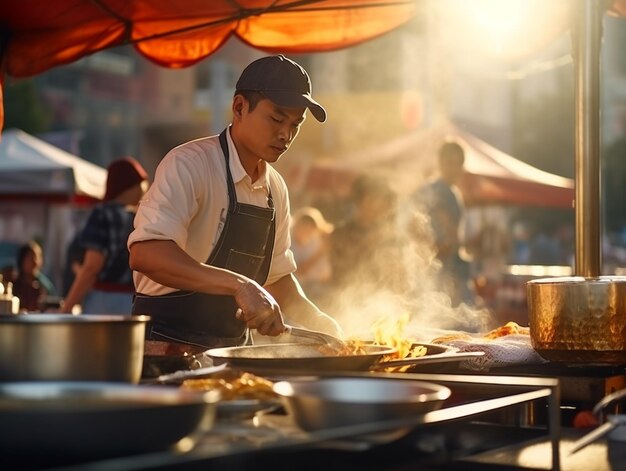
left=218, top=130, right=237, bottom=214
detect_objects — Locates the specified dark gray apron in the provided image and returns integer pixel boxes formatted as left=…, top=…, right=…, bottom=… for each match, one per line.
left=133, top=129, right=276, bottom=348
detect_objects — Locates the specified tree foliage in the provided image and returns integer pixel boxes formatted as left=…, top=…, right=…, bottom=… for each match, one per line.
left=3, top=79, right=51, bottom=134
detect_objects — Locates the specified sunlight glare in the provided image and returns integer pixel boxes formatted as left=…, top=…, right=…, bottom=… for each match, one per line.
left=437, top=0, right=569, bottom=59
left=468, top=0, right=530, bottom=45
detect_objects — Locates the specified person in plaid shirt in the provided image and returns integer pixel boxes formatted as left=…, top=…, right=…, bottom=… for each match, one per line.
left=62, top=157, right=148, bottom=314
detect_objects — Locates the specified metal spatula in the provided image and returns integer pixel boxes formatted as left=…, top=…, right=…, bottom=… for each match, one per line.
left=284, top=324, right=346, bottom=350
left=142, top=363, right=228, bottom=385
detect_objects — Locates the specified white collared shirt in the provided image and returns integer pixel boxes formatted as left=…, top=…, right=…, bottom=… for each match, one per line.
left=128, top=129, right=296, bottom=295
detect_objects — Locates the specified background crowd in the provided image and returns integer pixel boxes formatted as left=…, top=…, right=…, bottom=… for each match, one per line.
left=0, top=139, right=580, bottom=327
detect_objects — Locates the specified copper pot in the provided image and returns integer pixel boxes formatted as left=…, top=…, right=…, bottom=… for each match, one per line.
left=526, top=1, right=626, bottom=364
left=527, top=276, right=626, bottom=363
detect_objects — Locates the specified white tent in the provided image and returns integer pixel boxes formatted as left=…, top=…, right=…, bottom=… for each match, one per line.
left=0, top=129, right=106, bottom=202
left=0, top=129, right=107, bottom=290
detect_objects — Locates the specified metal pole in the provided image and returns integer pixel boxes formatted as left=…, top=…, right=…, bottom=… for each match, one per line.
left=573, top=0, right=606, bottom=278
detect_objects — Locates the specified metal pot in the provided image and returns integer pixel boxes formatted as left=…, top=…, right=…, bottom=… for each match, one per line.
left=527, top=276, right=626, bottom=363
left=528, top=2, right=626, bottom=364
left=0, top=314, right=150, bottom=383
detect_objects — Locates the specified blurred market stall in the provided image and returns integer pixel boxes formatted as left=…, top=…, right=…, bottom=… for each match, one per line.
left=303, top=121, right=575, bottom=208
left=0, top=129, right=106, bottom=289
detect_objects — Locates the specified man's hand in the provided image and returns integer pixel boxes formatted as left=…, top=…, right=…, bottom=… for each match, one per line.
left=265, top=273, right=344, bottom=338
left=234, top=280, right=285, bottom=336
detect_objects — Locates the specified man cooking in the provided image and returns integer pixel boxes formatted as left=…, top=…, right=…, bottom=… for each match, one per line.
left=128, top=55, right=342, bottom=350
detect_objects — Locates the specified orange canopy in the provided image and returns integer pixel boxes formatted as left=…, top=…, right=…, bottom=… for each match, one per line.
left=4, top=0, right=626, bottom=78
left=0, top=0, right=416, bottom=76
left=0, top=0, right=416, bottom=130
left=2, top=0, right=625, bottom=133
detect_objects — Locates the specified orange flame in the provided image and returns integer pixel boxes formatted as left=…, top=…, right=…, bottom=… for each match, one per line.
left=370, top=312, right=425, bottom=360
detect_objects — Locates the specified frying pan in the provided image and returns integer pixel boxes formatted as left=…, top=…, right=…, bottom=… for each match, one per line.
left=0, top=382, right=219, bottom=467
left=207, top=343, right=396, bottom=374
left=207, top=342, right=482, bottom=374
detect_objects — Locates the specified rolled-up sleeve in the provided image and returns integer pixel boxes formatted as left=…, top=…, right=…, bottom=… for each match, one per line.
left=128, top=150, right=204, bottom=252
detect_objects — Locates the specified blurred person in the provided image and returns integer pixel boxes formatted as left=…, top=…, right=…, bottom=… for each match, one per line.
left=555, top=224, right=575, bottom=266
left=61, top=157, right=148, bottom=314
left=467, top=221, right=511, bottom=282
left=1, top=265, right=16, bottom=289
left=529, top=228, right=561, bottom=265
left=128, top=55, right=341, bottom=350
left=330, top=174, right=405, bottom=293
left=290, top=206, right=334, bottom=304
left=11, top=240, right=56, bottom=312
left=61, top=232, right=85, bottom=296
left=414, top=141, right=473, bottom=307
left=510, top=221, right=532, bottom=264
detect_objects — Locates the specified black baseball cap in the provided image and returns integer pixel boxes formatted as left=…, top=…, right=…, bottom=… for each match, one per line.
left=235, top=55, right=327, bottom=122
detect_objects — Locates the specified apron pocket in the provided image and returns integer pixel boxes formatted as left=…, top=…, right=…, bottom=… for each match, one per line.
left=225, top=249, right=265, bottom=280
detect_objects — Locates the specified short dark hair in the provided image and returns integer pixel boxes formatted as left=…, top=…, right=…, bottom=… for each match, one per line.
left=234, top=90, right=266, bottom=112
left=438, top=141, right=464, bottom=164
left=17, top=240, right=41, bottom=269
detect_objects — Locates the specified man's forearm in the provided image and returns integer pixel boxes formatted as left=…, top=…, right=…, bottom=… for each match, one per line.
left=129, top=239, right=246, bottom=296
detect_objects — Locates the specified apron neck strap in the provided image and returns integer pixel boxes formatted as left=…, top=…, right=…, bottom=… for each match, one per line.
left=218, top=129, right=238, bottom=214
left=219, top=128, right=274, bottom=212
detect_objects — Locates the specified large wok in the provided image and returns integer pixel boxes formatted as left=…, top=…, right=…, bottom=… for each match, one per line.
left=207, top=342, right=482, bottom=374
left=208, top=343, right=396, bottom=374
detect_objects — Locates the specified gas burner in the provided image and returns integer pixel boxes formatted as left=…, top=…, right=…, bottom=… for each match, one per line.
left=485, top=363, right=626, bottom=427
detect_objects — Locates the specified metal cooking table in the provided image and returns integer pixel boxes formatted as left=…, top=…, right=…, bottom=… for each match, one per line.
left=4, top=372, right=564, bottom=471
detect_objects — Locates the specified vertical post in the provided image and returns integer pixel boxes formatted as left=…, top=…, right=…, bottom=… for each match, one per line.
left=573, top=0, right=606, bottom=277
left=549, top=383, right=562, bottom=471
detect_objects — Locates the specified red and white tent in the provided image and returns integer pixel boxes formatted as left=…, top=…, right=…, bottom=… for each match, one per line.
left=304, top=122, right=574, bottom=208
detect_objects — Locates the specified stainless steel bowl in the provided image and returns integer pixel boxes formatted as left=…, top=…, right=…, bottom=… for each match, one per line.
left=273, top=377, right=451, bottom=431
left=0, top=314, right=149, bottom=383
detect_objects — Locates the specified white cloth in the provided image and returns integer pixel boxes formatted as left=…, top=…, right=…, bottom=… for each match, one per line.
left=128, top=128, right=296, bottom=295
left=435, top=334, right=548, bottom=371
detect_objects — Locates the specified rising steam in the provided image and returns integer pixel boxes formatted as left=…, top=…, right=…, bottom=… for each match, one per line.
left=323, top=193, right=495, bottom=341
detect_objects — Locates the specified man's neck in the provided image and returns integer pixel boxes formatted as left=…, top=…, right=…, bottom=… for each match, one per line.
left=228, top=126, right=262, bottom=182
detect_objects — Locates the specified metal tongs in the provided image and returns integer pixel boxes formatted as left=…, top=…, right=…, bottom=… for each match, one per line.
left=283, top=324, right=346, bottom=350
left=569, top=388, right=626, bottom=454
left=236, top=308, right=346, bottom=350
left=142, top=362, right=228, bottom=385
